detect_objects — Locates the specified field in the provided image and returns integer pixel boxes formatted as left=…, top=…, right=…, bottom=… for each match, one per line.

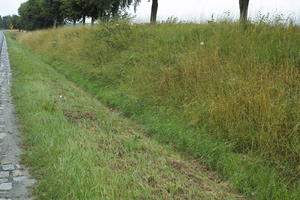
left=7, top=21, right=300, bottom=199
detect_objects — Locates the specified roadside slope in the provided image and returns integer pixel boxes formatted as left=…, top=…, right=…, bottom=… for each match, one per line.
left=6, top=31, right=243, bottom=199
left=15, top=24, right=300, bottom=200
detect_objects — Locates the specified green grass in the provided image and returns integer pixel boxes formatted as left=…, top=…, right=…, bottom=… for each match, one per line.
left=7, top=21, right=300, bottom=199
left=19, top=22, right=300, bottom=172
left=6, top=32, right=243, bottom=200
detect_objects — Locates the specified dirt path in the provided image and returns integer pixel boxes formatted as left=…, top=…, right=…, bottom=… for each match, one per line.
left=0, top=32, right=35, bottom=200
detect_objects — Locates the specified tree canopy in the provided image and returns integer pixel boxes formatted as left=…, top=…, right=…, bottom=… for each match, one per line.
left=17, top=0, right=136, bottom=30
left=13, top=0, right=251, bottom=30
left=0, top=15, right=20, bottom=30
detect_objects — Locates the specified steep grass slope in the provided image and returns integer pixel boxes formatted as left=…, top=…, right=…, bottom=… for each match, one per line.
left=6, top=32, right=245, bottom=200
left=15, top=22, right=300, bottom=199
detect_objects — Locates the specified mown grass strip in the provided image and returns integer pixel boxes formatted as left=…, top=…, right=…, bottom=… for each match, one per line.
left=6, top=32, right=243, bottom=200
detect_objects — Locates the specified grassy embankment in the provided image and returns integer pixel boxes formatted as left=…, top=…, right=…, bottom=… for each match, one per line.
left=9, top=21, right=300, bottom=199
left=6, top=33, right=244, bottom=200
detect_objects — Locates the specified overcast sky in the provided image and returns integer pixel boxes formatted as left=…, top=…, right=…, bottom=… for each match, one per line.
left=1, top=0, right=300, bottom=23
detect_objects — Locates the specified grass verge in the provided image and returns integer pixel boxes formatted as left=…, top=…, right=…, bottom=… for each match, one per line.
left=7, top=21, right=300, bottom=199
left=6, top=32, right=243, bottom=200
left=18, top=23, right=300, bottom=177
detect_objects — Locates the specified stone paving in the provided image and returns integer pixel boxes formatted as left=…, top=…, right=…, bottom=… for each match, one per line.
left=0, top=32, right=35, bottom=200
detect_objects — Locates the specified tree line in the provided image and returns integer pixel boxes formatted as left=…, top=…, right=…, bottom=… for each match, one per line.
left=16, top=0, right=144, bottom=30
left=0, top=15, right=20, bottom=30
left=4, top=0, right=251, bottom=30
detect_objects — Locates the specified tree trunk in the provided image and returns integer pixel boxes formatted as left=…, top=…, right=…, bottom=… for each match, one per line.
left=99, top=10, right=104, bottom=23
left=91, top=17, right=95, bottom=26
left=73, top=19, right=76, bottom=25
left=239, top=0, right=250, bottom=22
left=112, top=1, right=120, bottom=17
left=150, top=0, right=158, bottom=23
left=82, top=16, right=86, bottom=25
left=53, top=17, right=57, bottom=28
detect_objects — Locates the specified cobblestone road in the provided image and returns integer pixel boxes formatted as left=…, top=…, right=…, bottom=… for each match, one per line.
left=0, top=32, right=35, bottom=200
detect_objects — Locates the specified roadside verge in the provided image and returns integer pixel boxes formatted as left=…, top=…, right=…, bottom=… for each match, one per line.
left=6, top=32, right=243, bottom=200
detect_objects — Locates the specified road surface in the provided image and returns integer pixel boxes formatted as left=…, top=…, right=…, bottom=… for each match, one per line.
left=0, top=32, right=35, bottom=200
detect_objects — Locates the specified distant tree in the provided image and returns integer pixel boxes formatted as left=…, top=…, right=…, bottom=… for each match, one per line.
left=134, top=0, right=158, bottom=23
left=90, top=0, right=132, bottom=23
left=239, top=0, right=250, bottom=21
left=110, top=0, right=135, bottom=18
left=88, top=0, right=111, bottom=24
left=0, top=16, right=11, bottom=29
left=17, top=0, right=140, bottom=30
left=61, top=0, right=82, bottom=24
left=11, top=15, right=21, bottom=30
left=78, top=0, right=90, bottom=24
left=94, top=0, right=110, bottom=22
left=0, top=15, right=20, bottom=29
left=111, top=0, right=121, bottom=17
left=150, top=0, right=158, bottom=23
left=41, top=0, right=64, bottom=28
left=3, top=16, right=12, bottom=29
left=88, top=0, right=101, bottom=24
left=0, top=16, right=2, bottom=29
left=19, top=0, right=53, bottom=30
left=65, top=0, right=88, bottom=24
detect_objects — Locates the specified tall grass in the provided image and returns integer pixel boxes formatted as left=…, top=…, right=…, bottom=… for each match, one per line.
left=7, top=34, right=246, bottom=200
left=19, top=21, right=300, bottom=182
